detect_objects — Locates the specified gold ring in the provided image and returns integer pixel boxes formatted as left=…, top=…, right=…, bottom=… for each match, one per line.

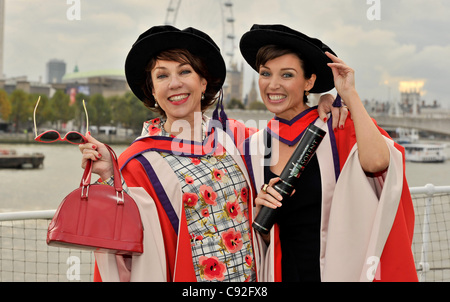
left=261, top=184, right=269, bottom=193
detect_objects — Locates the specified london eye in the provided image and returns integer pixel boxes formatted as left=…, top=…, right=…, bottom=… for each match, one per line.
left=164, top=0, right=236, bottom=66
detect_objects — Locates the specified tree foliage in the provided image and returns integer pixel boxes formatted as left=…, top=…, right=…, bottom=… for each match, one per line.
left=226, top=98, right=245, bottom=109
left=0, top=89, right=11, bottom=120
left=4, top=89, right=154, bottom=134
left=248, top=100, right=268, bottom=111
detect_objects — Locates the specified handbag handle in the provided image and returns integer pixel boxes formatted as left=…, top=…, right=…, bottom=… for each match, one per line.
left=80, top=144, right=124, bottom=202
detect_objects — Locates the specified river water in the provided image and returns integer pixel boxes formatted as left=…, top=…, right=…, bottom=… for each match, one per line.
left=1, top=140, right=449, bottom=212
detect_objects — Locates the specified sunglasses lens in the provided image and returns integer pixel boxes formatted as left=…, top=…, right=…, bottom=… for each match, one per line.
left=65, top=132, right=86, bottom=144
left=38, top=131, right=60, bottom=142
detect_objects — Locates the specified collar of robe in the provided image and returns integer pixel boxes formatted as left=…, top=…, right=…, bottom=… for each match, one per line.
left=131, top=124, right=223, bottom=158
left=266, top=106, right=319, bottom=146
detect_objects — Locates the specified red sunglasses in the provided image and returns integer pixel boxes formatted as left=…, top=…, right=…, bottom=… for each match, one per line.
left=33, top=96, right=89, bottom=145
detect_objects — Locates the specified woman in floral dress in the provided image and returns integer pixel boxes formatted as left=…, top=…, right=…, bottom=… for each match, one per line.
left=79, top=25, right=259, bottom=282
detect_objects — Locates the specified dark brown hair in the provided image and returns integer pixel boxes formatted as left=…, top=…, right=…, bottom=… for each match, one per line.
left=255, top=45, right=315, bottom=103
left=141, top=48, right=222, bottom=117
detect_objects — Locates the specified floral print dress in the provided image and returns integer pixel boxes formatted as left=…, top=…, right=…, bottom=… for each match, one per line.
left=143, top=117, right=256, bottom=282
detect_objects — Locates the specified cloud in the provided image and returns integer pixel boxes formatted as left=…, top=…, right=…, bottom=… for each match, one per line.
left=2, top=0, right=450, bottom=107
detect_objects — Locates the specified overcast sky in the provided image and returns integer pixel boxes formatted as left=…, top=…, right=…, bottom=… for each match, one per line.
left=3, top=0, right=450, bottom=108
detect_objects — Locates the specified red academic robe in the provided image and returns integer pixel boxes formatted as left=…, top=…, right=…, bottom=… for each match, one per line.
left=93, top=118, right=257, bottom=282
left=242, top=107, right=418, bottom=282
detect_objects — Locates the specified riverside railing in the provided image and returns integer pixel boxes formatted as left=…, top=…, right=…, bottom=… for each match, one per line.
left=410, top=184, right=450, bottom=282
left=1, top=184, right=450, bottom=282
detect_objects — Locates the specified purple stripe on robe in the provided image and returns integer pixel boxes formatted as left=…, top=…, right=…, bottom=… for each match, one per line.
left=135, top=154, right=180, bottom=235
left=273, top=106, right=316, bottom=126
left=266, top=127, right=306, bottom=147
left=242, top=137, right=256, bottom=189
left=326, top=118, right=341, bottom=181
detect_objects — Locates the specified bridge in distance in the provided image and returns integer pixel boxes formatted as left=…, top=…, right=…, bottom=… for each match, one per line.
left=216, top=109, right=450, bottom=136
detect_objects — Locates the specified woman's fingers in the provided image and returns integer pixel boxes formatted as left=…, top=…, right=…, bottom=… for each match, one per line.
left=317, top=93, right=335, bottom=123
left=325, top=51, right=344, bottom=64
left=255, top=194, right=282, bottom=209
left=339, top=105, right=349, bottom=127
left=79, top=141, right=102, bottom=168
left=78, top=133, right=114, bottom=179
left=256, top=177, right=283, bottom=209
left=79, top=133, right=108, bottom=159
left=268, top=177, right=280, bottom=187
left=329, top=105, right=350, bottom=130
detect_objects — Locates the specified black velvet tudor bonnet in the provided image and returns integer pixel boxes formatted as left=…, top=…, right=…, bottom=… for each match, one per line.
left=239, top=24, right=337, bottom=93
left=125, top=25, right=226, bottom=103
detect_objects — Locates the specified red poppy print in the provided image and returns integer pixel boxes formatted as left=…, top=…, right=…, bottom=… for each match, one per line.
left=240, top=187, right=248, bottom=203
left=191, top=157, right=201, bottom=165
left=220, top=228, right=243, bottom=253
left=152, top=118, right=161, bottom=125
left=201, top=208, right=210, bottom=217
left=183, top=192, right=198, bottom=208
left=185, top=175, right=194, bottom=185
left=212, top=168, right=224, bottom=181
left=199, top=256, right=227, bottom=281
left=199, top=185, right=218, bottom=206
left=225, top=199, right=242, bottom=220
left=245, top=255, right=253, bottom=267
left=190, top=234, right=204, bottom=246
left=149, top=124, right=161, bottom=136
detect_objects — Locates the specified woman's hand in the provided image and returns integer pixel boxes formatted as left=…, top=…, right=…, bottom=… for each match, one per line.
left=255, top=177, right=283, bottom=213
left=79, top=133, right=114, bottom=181
left=325, top=51, right=357, bottom=103
left=317, top=93, right=349, bottom=131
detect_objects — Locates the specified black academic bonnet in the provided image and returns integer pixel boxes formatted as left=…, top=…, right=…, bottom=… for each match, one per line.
left=239, top=24, right=337, bottom=93
left=125, top=25, right=226, bottom=102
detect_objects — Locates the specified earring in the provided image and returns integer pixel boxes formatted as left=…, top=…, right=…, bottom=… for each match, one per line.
left=201, top=92, right=205, bottom=101
left=154, top=100, right=159, bottom=108
left=303, top=91, right=309, bottom=103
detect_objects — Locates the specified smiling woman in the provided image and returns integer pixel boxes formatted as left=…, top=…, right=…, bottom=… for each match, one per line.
left=239, top=24, right=418, bottom=282
left=149, top=59, right=207, bottom=139
left=142, top=48, right=216, bottom=117
left=258, top=51, right=316, bottom=121
left=78, top=25, right=260, bottom=282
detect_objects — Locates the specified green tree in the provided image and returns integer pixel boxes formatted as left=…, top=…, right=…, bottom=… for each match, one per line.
left=51, top=90, right=75, bottom=129
left=10, top=89, right=33, bottom=132
left=126, top=92, right=154, bottom=133
left=227, top=98, right=245, bottom=109
left=30, top=93, right=50, bottom=134
left=90, top=94, right=112, bottom=128
left=109, top=94, right=131, bottom=128
left=248, top=100, right=268, bottom=111
left=0, top=89, right=11, bottom=120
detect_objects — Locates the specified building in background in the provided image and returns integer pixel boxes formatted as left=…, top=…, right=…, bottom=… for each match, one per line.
left=223, top=62, right=243, bottom=104
left=245, top=76, right=259, bottom=107
left=46, top=59, right=66, bottom=84
left=62, top=69, right=129, bottom=99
